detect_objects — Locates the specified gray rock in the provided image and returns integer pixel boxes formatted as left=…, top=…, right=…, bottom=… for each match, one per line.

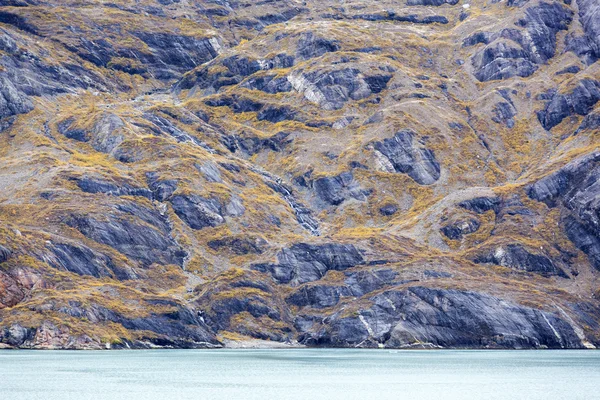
left=379, top=204, right=398, bottom=216
left=66, top=210, right=186, bottom=267
left=313, top=171, right=368, bottom=206
left=458, top=196, right=501, bottom=214
left=196, top=161, right=222, bottom=183
left=241, top=74, right=292, bottom=94
left=143, top=113, right=213, bottom=152
left=537, top=79, right=600, bottom=130
left=473, top=244, right=568, bottom=278
left=343, top=269, right=398, bottom=297
left=296, top=32, right=340, bottom=60
left=0, top=324, right=34, bottom=347
left=146, top=172, right=178, bottom=201
left=252, top=243, right=365, bottom=285
left=223, top=131, right=292, bottom=155
left=46, top=242, right=134, bottom=280
left=469, top=2, right=573, bottom=82
left=289, top=67, right=392, bottom=110
left=286, top=284, right=351, bottom=309
left=373, top=130, right=441, bottom=185
left=89, top=113, right=126, bottom=154
left=264, top=178, right=320, bottom=236
left=49, top=299, right=218, bottom=348
left=57, top=113, right=126, bottom=154
left=441, top=217, right=480, bottom=240
left=527, top=152, right=600, bottom=269
left=175, top=53, right=293, bottom=92
left=576, top=112, right=600, bottom=134
left=0, top=245, right=11, bottom=263
left=195, top=271, right=292, bottom=341
left=0, top=76, right=33, bottom=119
left=299, top=287, right=583, bottom=349
left=567, top=0, right=600, bottom=63
left=76, top=176, right=153, bottom=199
left=207, top=237, right=264, bottom=255
left=170, top=194, right=225, bottom=230
left=130, top=32, right=220, bottom=80
left=407, top=0, right=459, bottom=5
left=492, top=101, right=516, bottom=128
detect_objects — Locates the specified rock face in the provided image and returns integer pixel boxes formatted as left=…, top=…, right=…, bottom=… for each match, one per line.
left=313, top=172, right=368, bottom=206
left=0, top=76, right=33, bottom=119
left=170, top=195, right=226, bottom=230
left=195, top=270, right=293, bottom=342
left=527, top=152, right=600, bottom=270
left=76, top=176, right=152, bottom=199
left=298, top=287, right=583, bottom=349
left=253, top=243, right=365, bottom=286
left=468, top=2, right=573, bottom=81
left=45, top=242, right=131, bottom=280
left=537, top=79, right=600, bottom=130
left=288, top=68, right=392, bottom=110
left=66, top=208, right=186, bottom=268
left=569, top=0, right=600, bottom=63
left=458, top=197, right=501, bottom=214
left=57, top=113, right=127, bottom=154
left=0, top=300, right=219, bottom=349
left=373, top=130, right=440, bottom=185
left=473, top=244, right=568, bottom=278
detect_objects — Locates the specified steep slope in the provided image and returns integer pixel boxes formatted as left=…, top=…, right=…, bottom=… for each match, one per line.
left=0, top=0, right=599, bottom=349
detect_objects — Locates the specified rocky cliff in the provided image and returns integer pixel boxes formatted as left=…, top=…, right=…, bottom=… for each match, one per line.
left=0, top=0, right=599, bottom=349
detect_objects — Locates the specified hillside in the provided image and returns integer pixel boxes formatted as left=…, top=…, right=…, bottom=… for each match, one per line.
left=0, top=0, right=599, bottom=349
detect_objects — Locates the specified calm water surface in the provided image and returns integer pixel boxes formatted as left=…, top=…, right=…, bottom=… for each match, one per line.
left=1, top=349, right=598, bottom=400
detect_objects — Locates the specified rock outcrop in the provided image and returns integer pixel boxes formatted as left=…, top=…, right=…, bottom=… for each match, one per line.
left=288, top=67, right=392, bottom=110
left=527, top=152, right=600, bottom=270
left=468, top=2, right=573, bottom=81
left=537, top=79, right=600, bottom=130
left=298, top=287, right=583, bottom=349
left=253, top=243, right=365, bottom=286
left=473, top=244, right=568, bottom=278
left=373, top=130, right=441, bottom=185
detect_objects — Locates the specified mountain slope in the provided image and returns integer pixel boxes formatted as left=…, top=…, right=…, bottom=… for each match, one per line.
left=0, top=0, right=599, bottom=349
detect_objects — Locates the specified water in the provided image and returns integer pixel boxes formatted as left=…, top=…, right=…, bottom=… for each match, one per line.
left=1, top=349, right=598, bottom=400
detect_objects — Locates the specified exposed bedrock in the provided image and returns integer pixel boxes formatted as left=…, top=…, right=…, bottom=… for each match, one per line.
left=473, top=243, right=569, bottom=278
left=537, top=79, right=600, bottom=130
left=527, top=152, right=600, bottom=269
left=468, top=2, right=573, bottom=81
left=65, top=206, right=187, bottom=268
left=297, top=287, right=584, bottom=349
left=170, top=194, right=227, bottom=230
left=313, top=171, right=369, bottom=206
left=288, top=67, right=392, bottom=110
left=252, top=243, right=365, bottom=286
left=0, top=300, right=219, bottom=349
left=373, top=130, right=441, bottom=185
left=441, top=217, right=481, bottom=240
left=57, top=113, right=126, bottom=154
left=195, top=270, right=293, bottom=342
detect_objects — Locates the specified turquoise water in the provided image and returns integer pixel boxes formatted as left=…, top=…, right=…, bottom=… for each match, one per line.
left=1, top=349, right=598, bottom=400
